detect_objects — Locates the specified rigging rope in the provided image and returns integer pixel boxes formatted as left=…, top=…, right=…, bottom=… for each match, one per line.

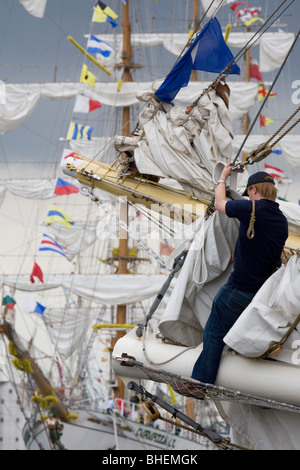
left=128, top=380, right=248, bottom=450
left=219, top=0, right=295, bottom=79
left=265, top=105, right=300, bottom=147
left=83, top=0, right=296, bottom=176
left=233, top=103, right=300, bottom=171
left=233, top=26, right=300, bottom=166
left=84, top=187, right=170, bottom=270
left=0, top=331, right=45, bottom=450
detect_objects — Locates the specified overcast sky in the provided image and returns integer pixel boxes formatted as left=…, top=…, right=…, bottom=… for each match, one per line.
left=0, top=0, right=299, bottom=201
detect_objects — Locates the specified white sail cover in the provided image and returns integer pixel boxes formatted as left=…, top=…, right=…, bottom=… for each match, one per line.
left=157, top=193, right=300, bottom=450
left=118, top=87, right=249, bottom=199
left=99, top=31, right=296, bottom=73
left=224, top=254, right=300, bottom=363
left=158, top=198, right=300, bottom=347
left=0, top=179, right=57, bottom=210
left=0, top=274, right=170, bottom=305
left=216, top=252, right=300, bottom=451
left=0, top=81, right=258, bottom=134
left=158, top=211, right=238, bottom=346
left=19, top=0, right=47, bottom=18
left=69, top=136, right=116, bottom=163
left=259, top=31, right=296, bottom=72
left=0, top=186, right=6, bottom=209
left=48, top=221, right=98, bottom=261
left=218, top=401, right=300, bottom=450
left=5, top=179, right=57, bottom=199
left=43, top=307, right=100, bottom=358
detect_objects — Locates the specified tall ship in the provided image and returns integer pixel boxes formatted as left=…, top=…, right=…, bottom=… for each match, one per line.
left=0, top=0, right=300, bottom=451
left=62, top=0, right=300, bottom=451
left=0, top=0, right=239, bottom=451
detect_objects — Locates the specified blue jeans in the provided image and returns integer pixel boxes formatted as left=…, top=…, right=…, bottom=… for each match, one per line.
left=191, top=283, right=255, bottom=384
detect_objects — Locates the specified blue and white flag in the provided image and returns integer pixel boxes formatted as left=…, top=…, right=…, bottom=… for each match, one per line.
left=22, top=296, right=46, bottom=316
left=33, top=301, right=46, bottom=315
left=155, top=17, right=240, bottom=104
left=86, top=35, right=114, bottom=57
left=39, top=233, right=67, bottom=257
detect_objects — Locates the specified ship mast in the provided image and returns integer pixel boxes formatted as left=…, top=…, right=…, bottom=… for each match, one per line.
left=112, top=0, right=132, bottom=399
left=185, top=0, right=199, bottom=422
left=0, top=308, right=70, bottom=422
left=191, top=0, right=199, bottom=82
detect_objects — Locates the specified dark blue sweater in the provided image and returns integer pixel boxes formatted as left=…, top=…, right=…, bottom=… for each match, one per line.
left=225, top=199, right=288, bottom=293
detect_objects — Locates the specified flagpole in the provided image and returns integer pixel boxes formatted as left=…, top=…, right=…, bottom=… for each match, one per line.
left=67, top=36, right=111, bottom=76
left=112, top=0, right=133, bottom=401
left=191, top=0, right=199, bottom=82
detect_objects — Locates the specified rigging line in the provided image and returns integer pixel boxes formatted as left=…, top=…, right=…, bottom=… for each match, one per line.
left=167, top=0, right=226, bottom=71
left=81, top=3, right=222, bottom=172
left=217, top=0, right=295, bottom=79
left=26, top=373, right=55, bottom=450
left=43, top=1, right=92, bottom=52
left=66, top=8, right=129, bottom=170
left=89, top=189, right=169, bottom=270
left=267, top=110, right=300, bottom=147
left=45, top=265, right=107, bottom=373
left=211, top=0, right=228, bottom=19
left=0, top=141, right=38, bottom=278
left=1, top=333, right=44, bottom=450
left=81, top=91, right=146, bottom=171
left=75, top=308, right=105, bottom=385
left=0, top=1, right=14, bottom=54
left=191, top=0, right=220, bottom=37
left=127, top=200, right=176, bottom=237
left=19, top=122, right=55, bottom=146
left=233, top=27, right=300, bottom=166
left=84, top=1, right=294, bottom=168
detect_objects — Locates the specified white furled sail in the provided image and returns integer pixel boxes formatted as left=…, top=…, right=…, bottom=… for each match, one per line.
left=0, top=274, right=171, bottom=305
left=0, top=81, right=258, bottom=134
left=97, top=31, right=296, bottom=73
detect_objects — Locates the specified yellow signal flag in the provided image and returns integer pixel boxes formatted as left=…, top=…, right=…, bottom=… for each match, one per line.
left=224, top=24, right=232, bottom=44
left=259, top=114, right=274, bottom=127
left=264, top=117, right=274, bottom=126
left=117, top=79, right=123, bottom=92
left=244, top=17, right=264, bottom=27
left=93, top=3, right=118, bottom=23
left=67, top=121, right=94, bottom=141
left=97, top=2, right=118, bottom=19
left=93, top=5, right=107, bottom=23
left=45, top=205, right=74, bottom=230
left=80, top=64, right=97, bottom=88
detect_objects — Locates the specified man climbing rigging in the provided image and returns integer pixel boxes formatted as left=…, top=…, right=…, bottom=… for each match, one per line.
left=182, top=163, right=289, bottom=396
